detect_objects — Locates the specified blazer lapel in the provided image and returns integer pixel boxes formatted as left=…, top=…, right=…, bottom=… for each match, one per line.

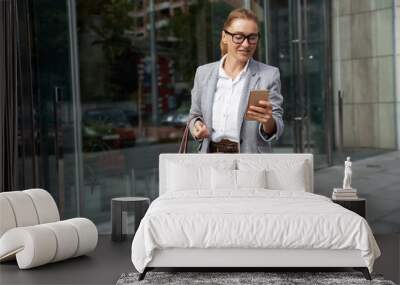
left=204, top=62, right=219, bottom=129
left=238, top=59, right=260, bottom=128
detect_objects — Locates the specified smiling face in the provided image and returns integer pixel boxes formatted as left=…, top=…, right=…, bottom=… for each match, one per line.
left=222, top=18, right=259, bottom=63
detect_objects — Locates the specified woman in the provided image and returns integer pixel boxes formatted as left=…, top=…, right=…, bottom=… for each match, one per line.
left=188, top=8, right=283, bottom=153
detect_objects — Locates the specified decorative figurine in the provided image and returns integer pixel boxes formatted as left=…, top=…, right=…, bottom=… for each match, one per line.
left=342, top=156, right=352, bottom=190
left=333, top=156, right=357, bottom=199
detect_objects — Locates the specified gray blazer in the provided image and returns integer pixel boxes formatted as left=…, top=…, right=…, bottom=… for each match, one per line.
left=188, top=58, right=284, bottom=153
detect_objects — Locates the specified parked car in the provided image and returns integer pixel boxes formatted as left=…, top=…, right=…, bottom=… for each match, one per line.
left=82, top=108, right=136, bottom=152
left=160, top=105, right=190, bottom=127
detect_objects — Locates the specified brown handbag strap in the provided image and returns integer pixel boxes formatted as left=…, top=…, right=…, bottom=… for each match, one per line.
left=178, top=122, right=190, bottom=153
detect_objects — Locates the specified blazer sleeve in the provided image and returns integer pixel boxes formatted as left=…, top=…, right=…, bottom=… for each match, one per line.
left=258, top=68, right=284, bottom=142
left=188, top=67, right=205, bottom=141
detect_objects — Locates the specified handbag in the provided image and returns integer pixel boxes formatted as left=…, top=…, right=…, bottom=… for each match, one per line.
left=178, top=122, right=190, bottom=153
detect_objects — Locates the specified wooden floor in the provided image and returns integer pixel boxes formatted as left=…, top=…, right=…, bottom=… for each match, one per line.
left=0, top=234, right=398, bottom=285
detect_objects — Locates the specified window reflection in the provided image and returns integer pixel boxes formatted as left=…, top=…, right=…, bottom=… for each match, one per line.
left=77, top=0, right=242, bottom=228
left=25, top=0, right=398, bottom=234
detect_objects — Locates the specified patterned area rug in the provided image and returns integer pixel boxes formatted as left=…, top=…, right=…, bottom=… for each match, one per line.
left=116, top=271, right=396, bottom=285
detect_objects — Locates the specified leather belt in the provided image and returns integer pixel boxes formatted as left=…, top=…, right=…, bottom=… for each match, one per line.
left=210, top=139, right=239, bottom=153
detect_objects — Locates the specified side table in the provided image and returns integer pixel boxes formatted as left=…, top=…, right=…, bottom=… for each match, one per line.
left=111, top=197, right=150, bottom=242
left=332, top=198, right=366, bottom=218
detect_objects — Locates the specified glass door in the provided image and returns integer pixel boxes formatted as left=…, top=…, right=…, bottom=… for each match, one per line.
left=30, top=0, right=80, bottom=219
left=75, top=0, right=245, bottom=231
left=267, top=0, right=333, bottom=168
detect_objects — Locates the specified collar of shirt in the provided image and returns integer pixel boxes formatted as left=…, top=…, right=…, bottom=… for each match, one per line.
left=218, top=54, right=250, bottom=83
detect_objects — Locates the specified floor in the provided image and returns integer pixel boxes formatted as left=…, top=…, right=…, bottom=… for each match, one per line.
left=0, top=235, right=133, bottom=285
left=314, top=151, right=400, bottom=235
left=0, top=234, right=398, bottom=285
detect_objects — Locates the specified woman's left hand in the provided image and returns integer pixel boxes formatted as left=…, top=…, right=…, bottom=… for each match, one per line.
left=246, top=100, right=276, bottom=135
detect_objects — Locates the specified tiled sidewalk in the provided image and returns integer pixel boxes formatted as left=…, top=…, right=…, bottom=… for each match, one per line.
left=314, top=151, right=400, bottom=234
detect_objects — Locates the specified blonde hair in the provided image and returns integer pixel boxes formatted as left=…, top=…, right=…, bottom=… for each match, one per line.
left=220, top=8, right=259, bottom=57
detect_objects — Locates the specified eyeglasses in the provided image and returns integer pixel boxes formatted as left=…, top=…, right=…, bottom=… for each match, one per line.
left=223, top=30, right=260, bottom=45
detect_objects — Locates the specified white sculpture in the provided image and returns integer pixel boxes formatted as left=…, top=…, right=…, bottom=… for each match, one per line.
left=342, top=156, right=352, bottom=190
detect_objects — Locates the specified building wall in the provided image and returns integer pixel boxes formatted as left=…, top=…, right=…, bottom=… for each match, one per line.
left=332, top=0, right=398, bottom=149
left=396, top=0, right=400, bottom=149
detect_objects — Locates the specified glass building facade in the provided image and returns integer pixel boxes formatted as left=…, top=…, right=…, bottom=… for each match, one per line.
left=17, top=0, right=399, bottom=233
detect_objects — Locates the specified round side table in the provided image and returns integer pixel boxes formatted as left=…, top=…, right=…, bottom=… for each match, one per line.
left=111, top=197, right=150, bottom=242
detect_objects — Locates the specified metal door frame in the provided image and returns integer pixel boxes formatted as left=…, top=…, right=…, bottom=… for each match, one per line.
left=264, top=0, right=333, bottom=165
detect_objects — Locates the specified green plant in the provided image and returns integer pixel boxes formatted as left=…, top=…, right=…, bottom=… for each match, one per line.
left=77, top=0, right=138, bottom=101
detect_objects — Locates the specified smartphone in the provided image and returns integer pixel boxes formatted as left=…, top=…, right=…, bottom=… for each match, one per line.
left=244, top=90, right=269, bottom=120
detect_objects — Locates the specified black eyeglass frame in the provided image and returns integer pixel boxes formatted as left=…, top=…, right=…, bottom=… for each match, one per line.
left=223, top=29, right=260, bottom=45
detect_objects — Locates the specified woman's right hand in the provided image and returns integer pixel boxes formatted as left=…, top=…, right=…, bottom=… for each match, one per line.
left=192, top=120, right=209, bottom=140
